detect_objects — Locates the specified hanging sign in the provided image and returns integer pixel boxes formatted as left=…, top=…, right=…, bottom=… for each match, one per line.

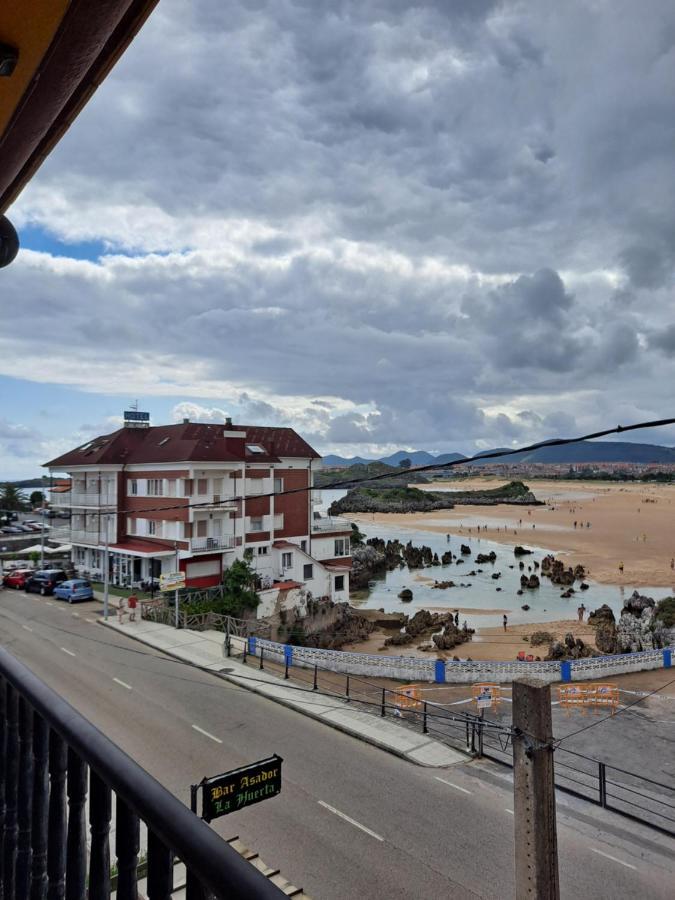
left=197, top=755, right=283, bottom=821
left=159, top=571, right=185, bottom=591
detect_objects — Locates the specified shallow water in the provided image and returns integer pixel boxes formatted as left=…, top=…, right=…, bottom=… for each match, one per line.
left=318, top=491, right=673, bottom=630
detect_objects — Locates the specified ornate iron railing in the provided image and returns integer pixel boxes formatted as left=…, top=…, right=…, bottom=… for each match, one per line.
left=0, top=647, right=285, bottom=898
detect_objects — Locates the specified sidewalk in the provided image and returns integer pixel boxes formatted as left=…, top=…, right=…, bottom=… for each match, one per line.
left=101, top=618, right=466, bottom=768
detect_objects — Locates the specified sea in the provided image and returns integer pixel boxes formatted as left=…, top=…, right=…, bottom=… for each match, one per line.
left=319, top=489, right=674, bottom=630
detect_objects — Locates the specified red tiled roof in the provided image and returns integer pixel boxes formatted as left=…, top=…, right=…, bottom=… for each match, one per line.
left=109, top=538, right=175, bottom=556
left=271, top=580, right=303, bottom=591
left=45, top=422, right=320, bottom=469
left=273, top=540, right=297, bottom=549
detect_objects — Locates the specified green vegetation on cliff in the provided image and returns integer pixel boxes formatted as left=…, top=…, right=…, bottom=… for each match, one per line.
left=329, top=481, right=538, bottom=514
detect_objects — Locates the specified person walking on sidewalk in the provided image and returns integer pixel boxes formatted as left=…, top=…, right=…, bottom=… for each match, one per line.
left=128, top=594, right=138, bottom=622
left=117, top=596, right=126, bottom=623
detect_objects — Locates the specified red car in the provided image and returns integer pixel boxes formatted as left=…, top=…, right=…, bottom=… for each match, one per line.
left=2, top=569, right=33, bottom=589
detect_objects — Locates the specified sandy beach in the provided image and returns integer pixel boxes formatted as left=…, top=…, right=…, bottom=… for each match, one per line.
left=342, top=618, right=598, bottom=661
left=350, top=478, right=675, bottom=589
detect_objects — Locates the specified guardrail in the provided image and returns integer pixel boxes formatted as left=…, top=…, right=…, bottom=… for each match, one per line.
left=0, top=647, right=285, bottom=899
left=191, top=536, right=236, bottom=553
left=310, top=517, right=351, bottom=532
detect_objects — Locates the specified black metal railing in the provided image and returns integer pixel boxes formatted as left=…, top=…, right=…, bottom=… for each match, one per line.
left=0, top=647, right=285, bottom=899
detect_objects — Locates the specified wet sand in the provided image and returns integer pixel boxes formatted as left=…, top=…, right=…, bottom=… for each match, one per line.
left=350, top=478, right=675, bottom=588
left=343, top=618, right=597, bottom=661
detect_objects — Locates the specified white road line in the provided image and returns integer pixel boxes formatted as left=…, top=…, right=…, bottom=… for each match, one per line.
left=46, top=602, right=53, bottom=606
left=72, top=612, right=80, bottom=618
left=590, top=848, right=636, bottom=870
left=504, top=808, right=514, bottom=815
left=191, top=724, right=223, bottom=744
left=317, top=801, right=384, bottom=842
left=85, top=618, right=96, bottom=624
left=22, top=625, right=33, bottom=632
left=435, top=777, right=472, bottom=795
left=60, top=647, right=76, bottom=657
left=55, top=606, right=65, bottom=612
left=113, top=677, right=133, bottom=691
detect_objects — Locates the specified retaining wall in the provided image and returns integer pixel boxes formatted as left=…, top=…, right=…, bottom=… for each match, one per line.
left=241, top=637, right=673, bottom=685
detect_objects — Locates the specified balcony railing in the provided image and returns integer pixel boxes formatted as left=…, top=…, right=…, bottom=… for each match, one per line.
left=191, top=535, right=236, bottom=553
left=69, top=491, right=117, bottom=507
left=49, top=528, right=102, bottom=545
left=0, top=647, right=285, bottom=899
left=195, top=495, right=238, bottom=510
left=311, top=516, right=352, bottom=533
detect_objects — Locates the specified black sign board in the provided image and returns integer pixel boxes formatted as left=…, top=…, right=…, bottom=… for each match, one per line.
left=198, top=755, right=283, bottom=822
left=123, top=410, right=150, bottom=422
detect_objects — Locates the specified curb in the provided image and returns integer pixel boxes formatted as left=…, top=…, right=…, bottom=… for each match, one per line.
left=97, top=620, right=467, bottom=769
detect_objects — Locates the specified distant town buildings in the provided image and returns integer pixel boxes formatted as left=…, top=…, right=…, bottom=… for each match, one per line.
left=45, top=419, right=351, bottom=599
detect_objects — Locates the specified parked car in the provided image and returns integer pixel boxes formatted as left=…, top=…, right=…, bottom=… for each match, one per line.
left=53, top=579, right=94, bottom=603
left=2, top=569, right=33, bottom=589
left=24, top=569, right=68, bottom=595
left=1, top=526, right=23, bottom=534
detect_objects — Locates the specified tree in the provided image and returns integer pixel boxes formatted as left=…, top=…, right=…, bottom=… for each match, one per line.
left=350, top=522, right=366, bottom=546
left=30, top=490, right=45, bottom=507
left=399, top=458, right=412, bottom=470
left=0, top=484, right=26, bottom=511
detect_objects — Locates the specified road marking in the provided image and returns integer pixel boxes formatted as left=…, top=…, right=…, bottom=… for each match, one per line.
left=22, top=625, right=33, bottom=632
left=60, top=647, right=76, bottom=657
left=435, top=777, right=472, bottom=795
left=590, top=848, right=636, bottom=870
left=85, top=618, right=96, bottom=624
left=46, top=602, right=53, bottom=606
left=504, top=808, right=514, bottom=815
left=317, top=801, right=384, bottom=842
left=113, top=677, right=133, bottom=691
left=191, top=725, right=223, bottom=744
left=72, top=612, right=80, bottom=618
left=55, top=606, right=65, bottom=612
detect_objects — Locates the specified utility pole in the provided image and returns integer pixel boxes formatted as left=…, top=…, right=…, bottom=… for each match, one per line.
left=103, top=514, right=110, bottom=621
left=512, top=677, right=559, bottom=900
left=40, top=507, right=45, bottom=569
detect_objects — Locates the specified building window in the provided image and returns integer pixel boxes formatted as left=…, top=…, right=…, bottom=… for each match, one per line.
left=197, top=478, right=207, bottom=495
left=334, top=538, right=350, bottom=557
left=303, top=563, right=313, bottom=580
left=167, top=478, right=176, bottom=497
left=184, top=478, right=193, bottom=496
left=246, top=444, right=266, bottom=454
left=274, top=477, right=283, bottom=493
left=334, top=575, right=345, bottom=591
left=129, top=479, right=138, bottom=496
left=147, top=520, right=157, bottom=536
left=257, top=546, right=269, bottom=556
left=273, top=513, right=284, bottom=530
left=282, top=552, right=293, bottom=569
left=300, top=540, right=307, bottom=552
left=147, top=479, right=164, bottom=497
left=127, top=518, right=136, bottom=535
left=250, top=516, right=263, bottom=532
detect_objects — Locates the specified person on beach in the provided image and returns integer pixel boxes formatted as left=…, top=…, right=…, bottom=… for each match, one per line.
left=577, top=604, right=586, bottom=623
left=503, top=614, right=508, bottom=632
left=671, top=558, right=674, bottom=571
left=618, top=561, right=624, bottom=574
left=128, top=594, right=138, bottom=622
left=454, top=611, right=459, bottom=627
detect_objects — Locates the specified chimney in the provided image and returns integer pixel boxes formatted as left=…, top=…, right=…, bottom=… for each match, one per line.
left=183, top=418, right=190, bottom=424
left=225, top=416, right=232, bottom=427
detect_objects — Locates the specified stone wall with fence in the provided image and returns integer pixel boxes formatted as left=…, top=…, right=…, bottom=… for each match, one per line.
left=242, top=636, right=673, bottom=684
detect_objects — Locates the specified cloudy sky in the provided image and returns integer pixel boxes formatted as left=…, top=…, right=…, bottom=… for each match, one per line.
left=2, top=0, right=675, bottom=478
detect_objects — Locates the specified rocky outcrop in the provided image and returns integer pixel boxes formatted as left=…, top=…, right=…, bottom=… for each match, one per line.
left=545, top=633, right=595, bottom=661
left=588, top=593, right=670, bottom=654
left=350, top=544, right=387, bottom=589
left=384, top=610, right=473, bottom=650
left=278, top=601, right=375, bottom=650
left=475, top=551, right=497, bottom=564
left=329, top=481, right=542, bottom=515
left=514, top=546, right=533, bottom=556
left=520, top=574, right=540, bottom=589
left=460, top=544, right=471, bottom=555
left=398, top=588, right=413, bottom=601
left=540, top=555, right=586, bottom=586
left=432, top=580, right=456, bottom=589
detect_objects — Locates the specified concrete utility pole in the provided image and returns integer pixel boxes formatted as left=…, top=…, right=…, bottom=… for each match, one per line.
left=103, top=514, right=110, bottom=620
left=512, top=677, right=560, bottom=900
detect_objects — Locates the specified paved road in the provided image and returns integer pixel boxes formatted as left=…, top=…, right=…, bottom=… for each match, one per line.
left=1, top=587, right=673, bottom=899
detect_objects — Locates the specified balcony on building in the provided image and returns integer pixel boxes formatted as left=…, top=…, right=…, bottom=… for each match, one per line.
left=191, top=534, right=237, bottom=553
left=311, top=514, right=352, bottom=533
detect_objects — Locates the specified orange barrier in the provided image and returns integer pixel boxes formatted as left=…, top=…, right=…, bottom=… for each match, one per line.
left=472, top=682, right=501, bottom=711
left=558, top=683, right=619, bottom=716
left=393, top=685, right=422, bottom=711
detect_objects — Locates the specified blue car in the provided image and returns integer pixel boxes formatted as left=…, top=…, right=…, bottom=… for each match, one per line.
left=52, top=579, right=94, bottom=603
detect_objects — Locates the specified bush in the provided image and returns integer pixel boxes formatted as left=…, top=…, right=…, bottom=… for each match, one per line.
left=655, top=597, right=675, bottom=629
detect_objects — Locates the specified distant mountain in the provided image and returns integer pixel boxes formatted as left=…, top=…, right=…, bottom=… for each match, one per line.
left=468, top=441, right=675, bottom=466
left=321, top=441, right=675, bottom=468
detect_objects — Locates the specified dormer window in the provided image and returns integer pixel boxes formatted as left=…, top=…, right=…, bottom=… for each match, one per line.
left=246, top=444, right=266, bottom=454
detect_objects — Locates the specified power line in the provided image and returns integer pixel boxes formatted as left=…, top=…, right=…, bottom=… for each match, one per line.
left=59, top=414, right=675, bottom=520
